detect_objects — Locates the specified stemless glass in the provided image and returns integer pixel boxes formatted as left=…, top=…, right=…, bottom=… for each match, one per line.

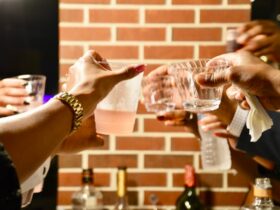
left=141, top=74, right=178, bottom=115
left=94, top=62, right=144, bottom=135
left=16, top=74, right=46, bottom=112
left=169, top=59, right=228, bottom=112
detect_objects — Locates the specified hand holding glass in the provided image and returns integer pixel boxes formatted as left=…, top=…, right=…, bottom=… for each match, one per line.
left=16, top=74, right=46, bottom=112
left=169, top=59, right=228, bottom=112
left=94, top=62, right=143, bottom=135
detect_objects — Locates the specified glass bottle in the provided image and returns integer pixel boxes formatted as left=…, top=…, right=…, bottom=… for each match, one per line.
left=114, top=166, right=129, bottom=210
left=72, top=168, right=103, bottom=210
left=241, top=177, right=280, bottom=210
left=175, top=165, right=204, bottom=210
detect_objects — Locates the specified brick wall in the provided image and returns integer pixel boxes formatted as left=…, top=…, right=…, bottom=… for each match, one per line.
left=58, top=0, right=257, bottom=209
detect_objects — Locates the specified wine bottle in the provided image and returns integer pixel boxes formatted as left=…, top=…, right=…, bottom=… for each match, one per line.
left=241, top=177, right=280, bottom=210
left=175, top=165, right=204, bottom=210
left=114, top=166, right=130, bottom=210
left=72, top=168, right=103, bottom=210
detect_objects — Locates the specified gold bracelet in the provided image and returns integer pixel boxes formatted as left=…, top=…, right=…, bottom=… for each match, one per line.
left=54, top=92, right=84, bottom=132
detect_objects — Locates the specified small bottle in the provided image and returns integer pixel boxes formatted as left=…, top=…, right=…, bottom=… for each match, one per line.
left=114, top=166, right=129, bottom=210
left=241, top=177, right=280, bottom=210
left=72, top=168, right=103, bottom=210
left=198, top=114, right=232, bottom=170
left=175, top=165, right=204, bottom=210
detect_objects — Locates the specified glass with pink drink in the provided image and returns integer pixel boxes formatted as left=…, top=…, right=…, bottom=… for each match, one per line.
left=94, top=62, right=144, bottom=135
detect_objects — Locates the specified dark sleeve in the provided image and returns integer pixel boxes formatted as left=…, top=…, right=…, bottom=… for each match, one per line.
left=236, top=111, right=280, bottom=165
left=0, top=143, right=22, bottom=210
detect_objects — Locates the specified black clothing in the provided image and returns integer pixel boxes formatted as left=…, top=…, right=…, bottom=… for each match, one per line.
left=0, top=143, right=21, bottom=210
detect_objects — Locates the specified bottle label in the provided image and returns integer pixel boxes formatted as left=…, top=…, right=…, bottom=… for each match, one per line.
left=85, top=197, right=98, bottom=208
left=254, top=186, right=272, bottom=197
left=184, top=165, right=195, bottom=187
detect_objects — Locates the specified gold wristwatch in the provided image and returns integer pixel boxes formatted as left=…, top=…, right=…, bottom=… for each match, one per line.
left=55, top=92, right=84, bottom=132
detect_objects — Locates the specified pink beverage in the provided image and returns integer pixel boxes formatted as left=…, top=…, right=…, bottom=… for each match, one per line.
left=94, top=109, right=136, bottom=135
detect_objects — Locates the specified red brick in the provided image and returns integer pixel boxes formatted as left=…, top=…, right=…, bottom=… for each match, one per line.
left=117, top=28, right=165, bottom=41
left=102, top=191, right=138, bottom=205
left=60, top=0, right=110, bottom=3
left=173, top=28, right=222, bottom=41
left=59, top=64, right=72, bottom=77
left=116, top=136, right=165, bottom=150
left=60, top=46, right=84, bottom=60
left=88, top=155, right=137, bottom=168
left=144, top=46, right=193, bottom=60
left=200, top=9, right=250, bottom=23
left=144, top=191, right=180, bottom=205
left=117, top=0, right=165, bottom=4
left=172, top=0, right=221, bottom=4
left=128, top=173, right=167, bottom=187
left=171, top=137, right=200, bottom=151
left=58, top=172, right=110, bottom=187
left=199, top=45, right=226, bottom=58
left=89, top=9, right=139, bottom=23
left=60, top=27, right=111, bottom=41
left=60, top=9, right=83, bottom=22
left=228, top=0, right=250, bottom=4
left=58, top=191, right=74, bottom=205
left=144, top=118, right=189, bottom=132
left=173, top=172, right=223, bottom=188
left=145, top=10, right=194, bottom=23
left=200, top=191, right=247, bottom=206
left=58, top=154, right=82, bottom=168
left=144, top=155, right=193, bottom=168
left=89, top=46, right=138, bottom=59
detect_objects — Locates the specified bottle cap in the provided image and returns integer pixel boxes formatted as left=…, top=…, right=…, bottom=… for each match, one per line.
left=184, top=165, right=195, bottom=187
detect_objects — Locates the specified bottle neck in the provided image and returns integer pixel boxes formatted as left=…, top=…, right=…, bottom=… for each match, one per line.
left=253, top=185, right=274, bottom=207
left=117, top=169, right=127, bottom=198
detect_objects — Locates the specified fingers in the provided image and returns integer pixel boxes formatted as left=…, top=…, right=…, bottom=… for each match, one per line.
left=195, top=66, right=232, bottom=88
left=0, top=78, right=27, bottom=88
left=109, top=64, right=146, bottom=84
left=0, top=106, right=18, bottom=117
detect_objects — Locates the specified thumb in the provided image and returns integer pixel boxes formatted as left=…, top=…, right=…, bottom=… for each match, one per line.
left=195, top=67, right=232, bottom=88
left=109, top=64, right=145, bottom=84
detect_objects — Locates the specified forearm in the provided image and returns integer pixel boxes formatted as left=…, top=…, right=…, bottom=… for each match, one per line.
left=0, top=99, right=73, bottom=183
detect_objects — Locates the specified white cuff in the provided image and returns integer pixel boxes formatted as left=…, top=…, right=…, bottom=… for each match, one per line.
left=227, top=106, right=249, bottom=137
left=21, top=157, right=51, bottom=207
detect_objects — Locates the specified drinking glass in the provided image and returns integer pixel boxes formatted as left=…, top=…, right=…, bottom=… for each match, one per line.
left=141, top=75, right=177, bottom=115
left=169, top=59, right=228, bottom=112
left=94, top=62, right=144, bottom=135
left=16, top=74, right=46, bottom=112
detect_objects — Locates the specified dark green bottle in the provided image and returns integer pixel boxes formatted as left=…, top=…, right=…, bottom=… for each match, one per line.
left=175, top=165, right=204, bottom=210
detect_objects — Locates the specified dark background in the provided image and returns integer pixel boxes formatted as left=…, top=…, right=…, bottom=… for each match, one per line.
left=0, top=0, right=59, bottom=95
left=0, top=0, right=59, bottom=209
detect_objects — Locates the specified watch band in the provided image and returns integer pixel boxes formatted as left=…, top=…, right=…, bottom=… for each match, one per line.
left=54, top=92, right=84, bottom=132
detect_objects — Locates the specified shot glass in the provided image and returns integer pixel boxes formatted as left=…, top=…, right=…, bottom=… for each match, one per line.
left=16, top=74, right=46, bottom=112
left=141, top=75, right=177, bottom=115
left=169, top=59, right=228, bottom=112
left=94, top=62, right=144, bottom=135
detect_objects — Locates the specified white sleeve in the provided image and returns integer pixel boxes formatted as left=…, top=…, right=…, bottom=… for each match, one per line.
left=227, top=106, right=249, bottom=137
left=21, top=157, right=51, bottom=207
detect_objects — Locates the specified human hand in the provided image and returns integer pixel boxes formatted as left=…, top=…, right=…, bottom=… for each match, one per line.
left=236, top=20, right=280, bottom=62
left=67, top=50, right=145, bottom=118
left=141, top=65, right=182, bottom=110
left=196, top=51, right=280, bottom=111
left=0, top=78, right=29, bottom=116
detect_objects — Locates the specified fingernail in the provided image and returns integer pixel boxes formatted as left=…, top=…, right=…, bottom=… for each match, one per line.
left=134, top=64, right=146, bottom=73
left=22, top=82, right=28, bottom=87
left=24, top=100, right=30, bottom=105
